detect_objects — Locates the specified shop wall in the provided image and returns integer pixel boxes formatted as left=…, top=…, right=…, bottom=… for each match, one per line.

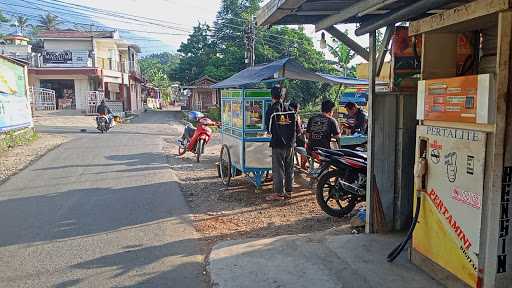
left=94, top=40, right=118, bottom=59
left=43, top=39, right=92, bottom=51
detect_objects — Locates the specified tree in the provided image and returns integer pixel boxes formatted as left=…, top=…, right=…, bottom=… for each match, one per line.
left=38, top=13, right=61, bottom=31
left=10, top=16, right=31, bottom=35
left=327, top=31, right=356, bottom=77
left=174, top=23, right=216, bottom=84
left=140, top=53, right=179, bottom=101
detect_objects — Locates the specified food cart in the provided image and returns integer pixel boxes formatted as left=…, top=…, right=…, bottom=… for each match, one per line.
left=213, top=58, right=370, bottom=189
left=218, top=89, right=273, bottom=188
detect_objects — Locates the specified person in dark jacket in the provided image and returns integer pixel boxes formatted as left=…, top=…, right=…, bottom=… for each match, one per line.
left=264, top=85, right=298, bottom=201
left=96, top=100, right=113, bottom=126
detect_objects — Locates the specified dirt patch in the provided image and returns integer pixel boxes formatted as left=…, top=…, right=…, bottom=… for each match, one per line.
left=0, top=133, right=68, bottom=184
left=163, top=131, right=350, bottom=243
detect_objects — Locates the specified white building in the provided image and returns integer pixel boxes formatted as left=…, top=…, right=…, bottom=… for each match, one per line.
left=28, top=30, right=144, bottom=113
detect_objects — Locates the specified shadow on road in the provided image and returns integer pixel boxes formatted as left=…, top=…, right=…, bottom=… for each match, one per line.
left=0, top=181, right=184, bottom=248
left=34, top=152, right=169, bottom=171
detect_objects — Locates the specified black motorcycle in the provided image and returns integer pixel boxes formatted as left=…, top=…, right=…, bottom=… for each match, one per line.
left=96, top=115, right=112, bottom=133
left=314, top=148, right=367, bottom=218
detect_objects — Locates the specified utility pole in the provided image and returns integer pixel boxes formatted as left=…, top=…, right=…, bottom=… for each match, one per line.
left=244, top=17, right=256, bottom=67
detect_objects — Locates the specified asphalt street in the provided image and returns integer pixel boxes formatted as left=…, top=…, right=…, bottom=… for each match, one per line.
left=0, top=111, right=208, bottom=288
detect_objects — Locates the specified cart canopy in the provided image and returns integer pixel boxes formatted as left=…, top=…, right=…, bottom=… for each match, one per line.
left=211, top=58, right=340, bottom=88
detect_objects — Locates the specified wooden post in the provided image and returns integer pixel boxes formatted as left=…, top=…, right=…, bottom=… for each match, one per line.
left=366, top=31, right=377, bottom=233
left=480, top=10, right=512, bottom=288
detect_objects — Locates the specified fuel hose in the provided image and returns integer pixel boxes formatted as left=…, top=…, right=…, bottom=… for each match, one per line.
left=387, top=156, right=427, bottom=263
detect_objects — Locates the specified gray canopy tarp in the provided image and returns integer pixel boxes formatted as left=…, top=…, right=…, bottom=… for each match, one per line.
left=211, top=58, right=338, bottom=88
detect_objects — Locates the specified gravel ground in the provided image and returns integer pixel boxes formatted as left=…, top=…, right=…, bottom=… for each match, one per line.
left=33, top=110, right=96, bottom=127
left=164, top=123, right=350, bottom=243
left=0, top=133, right=68, bottom=184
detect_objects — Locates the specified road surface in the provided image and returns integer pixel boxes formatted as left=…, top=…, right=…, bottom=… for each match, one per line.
left=0, top=111, right=208, bottom=288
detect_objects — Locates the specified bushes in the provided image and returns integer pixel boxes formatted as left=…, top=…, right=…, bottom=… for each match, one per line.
left=206, top=106, right=221, bottom=122
left=0, top=128, right=39, bottom=153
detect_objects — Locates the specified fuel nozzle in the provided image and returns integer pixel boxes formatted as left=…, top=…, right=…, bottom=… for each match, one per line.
left=414, top=155, right=428, bottom=193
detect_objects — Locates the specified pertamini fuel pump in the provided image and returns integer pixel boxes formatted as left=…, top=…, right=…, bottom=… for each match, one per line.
left=408, top=74, right=495, bottom=287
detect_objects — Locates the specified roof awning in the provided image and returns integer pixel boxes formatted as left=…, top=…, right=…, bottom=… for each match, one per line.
left=256, top=0, right=469, bottom=34
left=211, top=58, right=338, bottom=89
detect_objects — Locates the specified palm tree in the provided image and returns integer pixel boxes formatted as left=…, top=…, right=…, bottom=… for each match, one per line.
left=38, top=13, right=61, bottom=31
left=10, top=16, right=30, bottom=35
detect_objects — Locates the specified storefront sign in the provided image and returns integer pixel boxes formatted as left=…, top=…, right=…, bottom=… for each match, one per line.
left=0, top=57, right=32, bottom=132
left=43, top=50, right=73, bottom=64
left=413, top=125, right=486, bottom=287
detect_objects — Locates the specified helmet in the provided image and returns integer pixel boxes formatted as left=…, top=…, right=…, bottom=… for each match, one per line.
left=188, top=111, right=204, bottom=121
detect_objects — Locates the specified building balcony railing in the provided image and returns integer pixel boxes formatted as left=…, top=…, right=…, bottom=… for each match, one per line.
left=32, top=50, right=140, bottom=74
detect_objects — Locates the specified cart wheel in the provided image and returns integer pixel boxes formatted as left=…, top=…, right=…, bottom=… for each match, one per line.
left=220, top=144, right=232, bottom=186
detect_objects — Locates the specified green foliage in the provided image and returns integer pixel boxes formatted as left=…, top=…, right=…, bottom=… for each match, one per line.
left=206, top=106, right=221, bottom=122
left=38, top=13, right=61, bottom=31
left=10, top=16, right=31, bottom=35
left=150, top=0, right=342, bottom=107
left=327, top=30, right=356, bottom=78
left=0, top=129, right=39, bottom=153
left=140, top=52, right=179, bottom=101
left=0, top=10, right=8, bottom=23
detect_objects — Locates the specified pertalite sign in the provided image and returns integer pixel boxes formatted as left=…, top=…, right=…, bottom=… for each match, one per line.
left=0, top=56, right=32, bottom=132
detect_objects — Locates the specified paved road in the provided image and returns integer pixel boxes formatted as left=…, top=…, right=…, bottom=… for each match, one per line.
left=0, top=111, right=208, bottom=288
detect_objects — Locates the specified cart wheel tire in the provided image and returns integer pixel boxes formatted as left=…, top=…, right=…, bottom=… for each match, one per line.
left=196, top=139, right=204, bottom=162
left=220, top=144, right=232, bottom=186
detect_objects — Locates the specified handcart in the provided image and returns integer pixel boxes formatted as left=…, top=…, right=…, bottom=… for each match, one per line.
left=218, top=89, right=273, bottom=188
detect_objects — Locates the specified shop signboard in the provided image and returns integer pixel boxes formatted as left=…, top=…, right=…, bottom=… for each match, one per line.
left=0, top=56, right=32, bottom=132
left=413, top=125, right=486, bottom=287
left=43, top=50, right=73, bottom=64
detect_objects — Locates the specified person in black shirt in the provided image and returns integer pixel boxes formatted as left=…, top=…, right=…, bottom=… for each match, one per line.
left=264, top=85, right=298, bottom=201
left=306, top=99, right=341, bottom=152
left=344, top=102, right=367, bottom=135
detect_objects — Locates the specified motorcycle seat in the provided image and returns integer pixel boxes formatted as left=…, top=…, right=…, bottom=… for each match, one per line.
left=315, top=148, right=367, bottom=160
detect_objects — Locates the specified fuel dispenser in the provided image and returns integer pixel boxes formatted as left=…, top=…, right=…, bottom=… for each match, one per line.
left=411, top=74, right=496, bottom=287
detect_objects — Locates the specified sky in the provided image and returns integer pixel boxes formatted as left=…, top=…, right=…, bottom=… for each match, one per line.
left=3, top=0, right=370, bottom=64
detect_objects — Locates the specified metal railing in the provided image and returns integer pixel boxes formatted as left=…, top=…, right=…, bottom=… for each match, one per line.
left=87, top=91, right=105, bottom=115
left=29, top=87, right=56, bottom=111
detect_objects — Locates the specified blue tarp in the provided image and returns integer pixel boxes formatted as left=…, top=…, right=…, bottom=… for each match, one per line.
left=340, top=91, right=368, bottom=105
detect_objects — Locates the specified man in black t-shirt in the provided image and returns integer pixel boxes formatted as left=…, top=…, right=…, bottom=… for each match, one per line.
left=264, top=85, right=298, bottom=201
left=306, top=99, right=341, bottom=152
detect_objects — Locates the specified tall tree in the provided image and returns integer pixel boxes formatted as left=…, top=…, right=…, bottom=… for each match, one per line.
left=174, top=23, right=216, bottom=84
left=10, top=16, right=31, bottom=35
left=38, top=13, right=61, bottom=31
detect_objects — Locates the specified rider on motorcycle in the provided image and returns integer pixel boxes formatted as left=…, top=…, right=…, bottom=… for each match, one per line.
left=97, top=100, right=113, bottom=127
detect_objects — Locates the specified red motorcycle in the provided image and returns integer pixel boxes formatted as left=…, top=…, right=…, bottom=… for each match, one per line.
left=177, top=116, right=215, bottom=162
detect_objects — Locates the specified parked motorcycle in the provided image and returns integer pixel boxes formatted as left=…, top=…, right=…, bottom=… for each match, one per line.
left=314, top=147, right=367, bottom=218
left=177, top=114, right=215, bottom=162
left=96, top=114, right=113, bottom=133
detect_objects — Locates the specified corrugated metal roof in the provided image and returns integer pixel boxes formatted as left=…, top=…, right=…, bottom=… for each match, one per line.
left=37, top=30, right=115, bottom=39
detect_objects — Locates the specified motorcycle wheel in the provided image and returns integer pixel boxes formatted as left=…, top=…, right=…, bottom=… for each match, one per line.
left=196, top=139, right=205, bottom=162
left=219, top=144, right=232, bottom=186
left=316, top=170, right=358, bottom=218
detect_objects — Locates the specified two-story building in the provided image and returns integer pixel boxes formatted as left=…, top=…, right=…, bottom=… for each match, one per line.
left=0, top=34, right=33, bottom=63
left=28, top=30, right=144, bottom=113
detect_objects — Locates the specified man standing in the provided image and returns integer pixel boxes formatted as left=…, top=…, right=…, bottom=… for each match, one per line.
left=306, top=99, right=342, bottom=152
left=344, top=102, right=367, bottom=135
left=264, top=85, right=298, bottom=201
